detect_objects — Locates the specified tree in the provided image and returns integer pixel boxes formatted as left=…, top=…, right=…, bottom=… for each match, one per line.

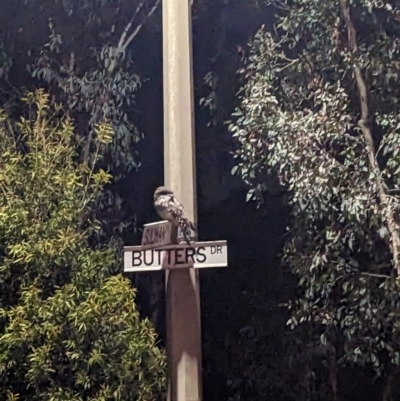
left=0, top=0, right=161, bottom=242
left=0, top=0, right=165, bottom=331
left=0, top=90, right=166, bottom=401
left=230, top=0, right=400, bottom=397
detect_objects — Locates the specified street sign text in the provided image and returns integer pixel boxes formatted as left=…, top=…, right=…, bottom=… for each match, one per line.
left=124, top=241, right=227, bottom=272
left=141, top=220, right=172, bottom=250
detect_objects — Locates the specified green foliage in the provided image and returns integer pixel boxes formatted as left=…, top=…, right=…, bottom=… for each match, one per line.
left=0, top=0, right=161, bottom=241
left=30, top=17, right=143, bottom=176
left=230, top=0, right=400, bottom=377
left=0, top=91, right=166, bottom=400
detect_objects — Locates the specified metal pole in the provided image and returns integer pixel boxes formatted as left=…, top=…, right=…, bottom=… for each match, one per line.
left=162, top=1, right=202, bottom=401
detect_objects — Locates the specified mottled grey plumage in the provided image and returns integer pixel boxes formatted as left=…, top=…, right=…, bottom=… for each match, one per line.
left=153, top=186, right=196, bottom=245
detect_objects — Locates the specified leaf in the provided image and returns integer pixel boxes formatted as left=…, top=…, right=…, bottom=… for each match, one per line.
left=246, top=189, right=255, bottom=202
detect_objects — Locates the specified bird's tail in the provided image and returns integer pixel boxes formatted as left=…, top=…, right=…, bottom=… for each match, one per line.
left=189, top=220, right=197, bottom=233
left=178, top=217, right=196, bottom=245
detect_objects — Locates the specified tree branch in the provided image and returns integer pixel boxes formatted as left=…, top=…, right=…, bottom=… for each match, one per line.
left=107, top=0, right=161, bottom=74
left=339, top=0, right=400, bottom=275
left=120, top=0, right=161, bottom=52
left=117, top=0, right=146, bottom=49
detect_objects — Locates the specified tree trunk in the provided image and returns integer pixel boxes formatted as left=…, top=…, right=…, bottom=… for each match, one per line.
left=339, top=0, right=400, bottom=275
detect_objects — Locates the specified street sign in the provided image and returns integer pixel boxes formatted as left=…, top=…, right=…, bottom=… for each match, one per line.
left=124, top=241, right=228, bottom=272
left=141, top=220, right=172, bottom=250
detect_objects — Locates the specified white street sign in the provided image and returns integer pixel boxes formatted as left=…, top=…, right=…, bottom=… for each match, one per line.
left=124, top=241, right=228, bottom=272
left=141, top=220, right=172, bottom=250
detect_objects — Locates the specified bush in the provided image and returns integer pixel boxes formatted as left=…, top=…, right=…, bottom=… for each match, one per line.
left=0, top=90, right=166, bottom=401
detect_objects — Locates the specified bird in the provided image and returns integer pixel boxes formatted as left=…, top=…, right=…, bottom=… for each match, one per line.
left=153, top=186, right=196, bottom=245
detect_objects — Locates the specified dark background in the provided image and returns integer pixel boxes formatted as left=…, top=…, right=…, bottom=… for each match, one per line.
left=0, top=0, right=390, bottom=399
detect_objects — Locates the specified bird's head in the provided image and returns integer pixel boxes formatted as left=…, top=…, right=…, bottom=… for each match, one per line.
left=154, top=186, right=174, bottom=201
